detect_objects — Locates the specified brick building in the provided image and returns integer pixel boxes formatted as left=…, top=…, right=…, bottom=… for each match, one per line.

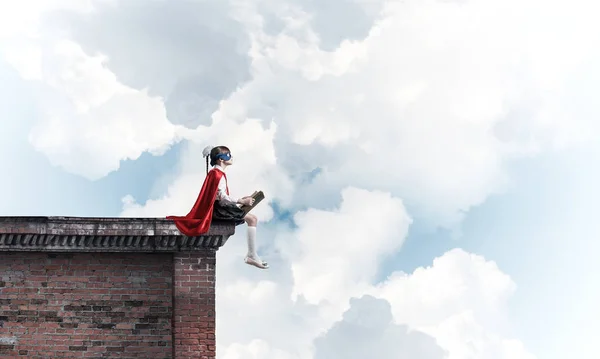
left=0, top=216, right=235, bottom=358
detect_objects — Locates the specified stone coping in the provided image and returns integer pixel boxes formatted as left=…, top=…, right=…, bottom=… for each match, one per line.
left=0, top=216, right=236, bottom=252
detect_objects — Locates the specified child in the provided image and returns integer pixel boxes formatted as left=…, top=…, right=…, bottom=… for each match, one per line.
left=167, top=145, right=269, bottom=269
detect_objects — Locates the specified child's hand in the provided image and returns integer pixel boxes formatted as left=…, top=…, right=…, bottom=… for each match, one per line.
left=239, top=197, right=254, bottom=206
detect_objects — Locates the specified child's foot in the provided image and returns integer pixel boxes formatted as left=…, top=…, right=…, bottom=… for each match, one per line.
left=244, top=256, right=269, bottom=269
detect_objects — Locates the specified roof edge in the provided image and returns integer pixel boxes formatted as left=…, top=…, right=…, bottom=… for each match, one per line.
left=0, top=216, right=236, bottom=253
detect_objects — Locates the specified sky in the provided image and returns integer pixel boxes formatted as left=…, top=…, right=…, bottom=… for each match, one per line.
left=0, top=0, right=599, bottom=358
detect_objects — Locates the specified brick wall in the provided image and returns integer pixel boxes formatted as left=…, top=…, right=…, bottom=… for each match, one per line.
left=0, top=251, right=217, bottom=358
left=173, top=252, right=216, bottom=359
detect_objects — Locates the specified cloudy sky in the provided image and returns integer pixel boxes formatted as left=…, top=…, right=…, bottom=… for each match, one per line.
left=1, top=0, right=599, bottom=358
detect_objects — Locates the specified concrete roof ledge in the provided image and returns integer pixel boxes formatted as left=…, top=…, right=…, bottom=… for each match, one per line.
left=0, top=216, right=236, bottom=252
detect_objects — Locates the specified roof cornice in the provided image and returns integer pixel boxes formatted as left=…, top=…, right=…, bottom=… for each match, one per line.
left=0, top=216, right=236, bottom=252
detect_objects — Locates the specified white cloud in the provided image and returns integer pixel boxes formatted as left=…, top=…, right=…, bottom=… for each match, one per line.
left=213, top=188, right=412, bottom=358
left=28, top=39, right=186, bottom=180
left=0, top=0, right=99, bottom=42
left=371, top=248, right=535, bottom=359
left=0, top=0, right=184, bottom=180
left=212, top=189, right=534, bottom=359
left=221, top=339, right=296, bottom=359
left=286, top=186, right=411, bottom=307
left=198, top=0, right=600, bottom=228
left=376, top=249, right=515, bottom=331
left=313, top=295, right=445, bottom=359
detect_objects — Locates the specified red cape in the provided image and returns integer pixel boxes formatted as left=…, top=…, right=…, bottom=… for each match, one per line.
left=166, top=169, right=227, bottom=236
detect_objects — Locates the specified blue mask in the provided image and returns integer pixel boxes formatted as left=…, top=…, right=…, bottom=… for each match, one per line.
left=216, top=152, right=232, bottom=161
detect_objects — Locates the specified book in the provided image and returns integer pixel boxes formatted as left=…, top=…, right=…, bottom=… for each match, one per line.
left=240, top=191, right=265, bottom=214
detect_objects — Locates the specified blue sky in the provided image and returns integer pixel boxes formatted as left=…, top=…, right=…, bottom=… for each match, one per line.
left=1, top=1, right=598, bottom=358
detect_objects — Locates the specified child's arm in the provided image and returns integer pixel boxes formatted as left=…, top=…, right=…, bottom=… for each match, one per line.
left=216, top=177, right=253, bottom=206
left=216, top=177, right=238, bottom=205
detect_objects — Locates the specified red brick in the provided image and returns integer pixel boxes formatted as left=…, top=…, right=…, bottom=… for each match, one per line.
left=173, top=251, right=216, bottom=359
left=0, top=251, right=218, bottom=358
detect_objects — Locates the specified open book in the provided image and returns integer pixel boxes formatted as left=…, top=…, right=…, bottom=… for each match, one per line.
left=240, top=191, right=265, bottom=215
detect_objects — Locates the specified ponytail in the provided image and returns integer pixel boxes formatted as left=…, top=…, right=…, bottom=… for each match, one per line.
left=202, top=145, right=213, bottom=174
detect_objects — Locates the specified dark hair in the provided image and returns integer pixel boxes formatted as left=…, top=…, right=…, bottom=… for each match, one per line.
left=206, top=145, right=231, bottom=173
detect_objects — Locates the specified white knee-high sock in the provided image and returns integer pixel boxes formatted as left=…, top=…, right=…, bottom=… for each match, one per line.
left=246, top=226, right=259, bottom=259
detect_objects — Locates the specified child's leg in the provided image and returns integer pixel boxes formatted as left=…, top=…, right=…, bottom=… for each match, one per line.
left=243, top=214, right=268, bottom=269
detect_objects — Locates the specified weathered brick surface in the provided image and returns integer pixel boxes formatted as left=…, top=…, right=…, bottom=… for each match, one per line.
left=0, top=252, right=174, bottom=358
left=0, top=217, right=225, bottom=359
left=173, top=251, right=216, bottom=359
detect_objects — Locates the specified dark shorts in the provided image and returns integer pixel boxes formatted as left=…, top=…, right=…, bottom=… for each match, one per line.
left=212, top=201, right=246, bottom=226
